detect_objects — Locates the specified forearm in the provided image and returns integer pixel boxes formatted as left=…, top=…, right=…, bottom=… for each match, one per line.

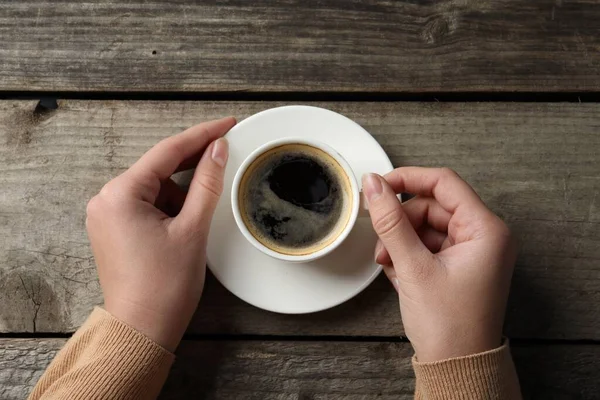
left=413, top=339, right=521, bottom=400
left=29, top=308, right=174, bottom=400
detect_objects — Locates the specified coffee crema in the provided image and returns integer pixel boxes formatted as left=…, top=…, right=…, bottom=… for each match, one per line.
left=238, top=144, right=353, bottom=256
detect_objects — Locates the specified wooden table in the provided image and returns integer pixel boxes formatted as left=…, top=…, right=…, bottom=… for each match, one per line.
left=1, top=1, right=599, bottom=399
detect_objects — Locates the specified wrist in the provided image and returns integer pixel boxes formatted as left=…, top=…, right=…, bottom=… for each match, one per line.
left=104, top=299, right=186, bottom=352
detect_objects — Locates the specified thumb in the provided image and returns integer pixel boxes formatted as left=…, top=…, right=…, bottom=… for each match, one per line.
left=363, top=173, right=431, bottom=275
left=176, top=138, right=229, bottom=233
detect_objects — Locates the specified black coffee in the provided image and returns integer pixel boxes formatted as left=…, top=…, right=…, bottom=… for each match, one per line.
left=239, top=144, right=351, bottom=255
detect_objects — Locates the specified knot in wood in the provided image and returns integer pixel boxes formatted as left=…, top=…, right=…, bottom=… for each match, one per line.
left=422, top=15, right=454, bottom=45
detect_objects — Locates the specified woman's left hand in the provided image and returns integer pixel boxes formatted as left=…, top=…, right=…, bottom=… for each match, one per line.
left=85, top=117, right=236, bottom=351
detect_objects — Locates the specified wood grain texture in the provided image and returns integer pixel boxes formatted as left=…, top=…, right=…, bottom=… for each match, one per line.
left=1, top=100, right=599, bottom=339
left=1, top=339, right=599, bottom=400
left=1, top=0, right=600, bottom=92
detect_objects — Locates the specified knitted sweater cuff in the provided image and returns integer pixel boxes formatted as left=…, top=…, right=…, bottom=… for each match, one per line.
left=412, top=339, right=521, bottom=400
left=29, top=307, right=175, bottom=400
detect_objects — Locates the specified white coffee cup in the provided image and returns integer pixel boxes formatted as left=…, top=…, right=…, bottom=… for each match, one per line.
left=231, top=138, right=367, bottom=263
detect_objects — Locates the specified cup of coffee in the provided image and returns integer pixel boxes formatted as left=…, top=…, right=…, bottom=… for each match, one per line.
left=231, top=138, right=364, bottom=262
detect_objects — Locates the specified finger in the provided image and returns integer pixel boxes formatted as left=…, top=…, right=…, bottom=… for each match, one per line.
left=363, top=173, right=432, bottom=276
left=383, top=167, right=485, bottom=214
left=127, top=117, right=236, bottom=202
left=375, top=239, right=392, bottom=266
left=376, top=251, right=391, bottom=266
left=416, top=226, right=447, bottom=254
left=174, top=153, right=209, bottom=174
left=374, top=196, right=450, bottom=266
left=375, top=224, right=447, bottom=264
left=133, top=117, right=235, bottom=180
left=386, top=167, right=500, bottom=245
left=155, top=178, right=187, bottom=217
left=401, top=196, right=452, bottom=233
left=175, top=138, right=229, bottom=232
left=382, top=265, right=399, bottom=293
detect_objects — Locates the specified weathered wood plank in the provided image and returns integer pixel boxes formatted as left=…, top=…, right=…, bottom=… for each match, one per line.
left=0, top=339, right=416, bottom=400
left=1, top=0, right=600, bottom=92
left=1, top=339, right=598, bottom=399
left=1, top=100, right=599, bottom=339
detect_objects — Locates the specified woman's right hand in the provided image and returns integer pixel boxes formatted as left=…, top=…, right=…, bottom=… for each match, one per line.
left=362, top=167, right=517, bottom=362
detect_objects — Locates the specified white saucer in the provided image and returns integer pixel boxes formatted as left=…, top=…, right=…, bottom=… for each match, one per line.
left=207, top=106, right=393, bottom=314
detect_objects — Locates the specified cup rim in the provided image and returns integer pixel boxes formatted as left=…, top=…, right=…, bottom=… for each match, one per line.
left=231, top=137, right=360, bottom=263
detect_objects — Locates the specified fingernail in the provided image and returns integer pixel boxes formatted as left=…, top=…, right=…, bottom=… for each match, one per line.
left=391, top=277, right=400, bottom=292
left=362, top=173, right=383, bottom=204
left=212, top=138, right=228, bottom=167
left=374, top=241, right=383, bottom=260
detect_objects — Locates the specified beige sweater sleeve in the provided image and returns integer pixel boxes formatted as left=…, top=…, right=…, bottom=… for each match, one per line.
left=29, top=308, right=520, bottom=400
left=413, top=340, right=522, bottom=399
left=28, top=307, right=175, bottom=400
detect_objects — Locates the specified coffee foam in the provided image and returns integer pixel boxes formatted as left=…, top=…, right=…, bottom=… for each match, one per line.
left=238, top=144, right=353, bottom=256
